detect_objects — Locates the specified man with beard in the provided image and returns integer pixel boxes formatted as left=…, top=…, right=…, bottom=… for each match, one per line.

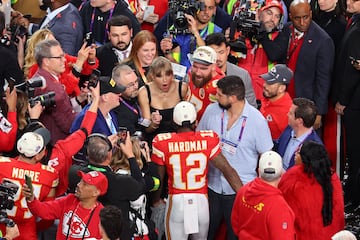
left=186, top=46, right=225, bottom=121
left=237, top=0, right=284, bottom=101
left=160, top=0, right=222, bottom=70
left=23, top=170, right=107, bottom=239
left=259, top=64, right=293, bottom=142
left=96, top=15, right=133, bottom=77
left=197, top=75, right=273, bottom=240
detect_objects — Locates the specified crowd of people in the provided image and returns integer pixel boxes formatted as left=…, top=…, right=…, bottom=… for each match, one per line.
left=0, top=0, right=359, bottom=239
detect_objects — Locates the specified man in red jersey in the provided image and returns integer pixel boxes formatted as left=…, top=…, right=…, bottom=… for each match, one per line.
left=186, top=46, right=225, bottom=121
left=0, top=128, right=59, bottom=240
left=151, top=101, right=242, bottom=240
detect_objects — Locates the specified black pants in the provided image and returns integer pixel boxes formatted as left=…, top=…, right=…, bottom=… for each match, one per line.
left=207, top=188, right=237, bottom=240
left=343, top=108, right=360, bottom=205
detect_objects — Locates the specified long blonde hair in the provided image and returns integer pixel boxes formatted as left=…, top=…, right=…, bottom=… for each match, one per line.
left=24, top=29, right=54, bottom=77
left=111, top=137, right=144, bottom=172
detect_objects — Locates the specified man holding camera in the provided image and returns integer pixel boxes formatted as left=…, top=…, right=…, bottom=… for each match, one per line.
left=160, top=0, right=222, bottom=70
left=236, top=0, right=284, bottom=102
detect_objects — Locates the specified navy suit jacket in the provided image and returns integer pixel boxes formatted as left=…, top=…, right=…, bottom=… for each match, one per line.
left=276, top=126, right=323, bottom=169
left=281, top=21, right=335, bottom=114
left=32, top=3, right=84, bottom=56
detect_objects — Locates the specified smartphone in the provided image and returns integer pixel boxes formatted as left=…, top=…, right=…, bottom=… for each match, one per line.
left=143, top=5, right=155, bottom=20
left=88, top=69, right=101, bottom=89
left=25, top=175, right=33, bottom=193
left=117, top=127, right=127, bottom=144
left=85, top=32, right=94, bottom=47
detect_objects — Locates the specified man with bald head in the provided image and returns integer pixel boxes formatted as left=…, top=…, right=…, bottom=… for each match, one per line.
left=280, top=0, right=334, bottom=132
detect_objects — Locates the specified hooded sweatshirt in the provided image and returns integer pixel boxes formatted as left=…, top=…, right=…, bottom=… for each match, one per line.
left=231, top=177, right=295, bottom=239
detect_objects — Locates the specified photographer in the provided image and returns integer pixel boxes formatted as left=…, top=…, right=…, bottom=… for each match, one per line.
left=160, top=0, right=222, bottom=70
left=234, top=0, right=285, bottom=102
left=0, top=11, right=24, bottom=95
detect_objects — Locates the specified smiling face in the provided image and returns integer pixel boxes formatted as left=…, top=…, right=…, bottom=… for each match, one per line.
left=137, top=41, right=157, bottom=67
left=191, top=62, right=215, bottom=88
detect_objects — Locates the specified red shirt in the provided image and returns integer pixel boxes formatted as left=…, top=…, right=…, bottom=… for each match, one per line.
left=28, top=194, right=103, bottom=240
left=187, top=67, right=225, bottom=121
left=152, top=130, right=221, bottom=194
left=260, top=93, right=293, bottom=140
left=0, top=157, right=58, bottom=240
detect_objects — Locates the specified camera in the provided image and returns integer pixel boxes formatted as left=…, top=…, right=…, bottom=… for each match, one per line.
left=0, top=180, right=19, bottom=227
left=29, top=91, right=56, bottom=108
left=168, top=0, right=205, bottom=34
left=15, top=76, right=46, bottom=98
left=88, top=69, right=101, bottom=89
left=8, top=24, right=27, bottom=43
left=228, top=8, right=261, bottom=55
left=117, top=127, right=127, bottom=145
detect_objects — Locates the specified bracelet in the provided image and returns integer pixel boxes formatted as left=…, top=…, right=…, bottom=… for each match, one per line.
left=88, top=59, right=96, bottom=65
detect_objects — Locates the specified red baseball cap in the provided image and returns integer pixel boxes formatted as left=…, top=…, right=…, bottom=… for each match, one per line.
left=77, top=171, right=108, bottom=195
left=261, top=0, right=284, bottom=15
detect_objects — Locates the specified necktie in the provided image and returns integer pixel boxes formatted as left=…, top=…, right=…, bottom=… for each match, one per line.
left=346, top=17, right=353, bottom=30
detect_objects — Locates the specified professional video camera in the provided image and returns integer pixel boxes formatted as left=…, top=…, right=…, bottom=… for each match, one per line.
left=0, top=180, right=18, bottom=227
left=168, top=0, right=205, bottom=34
left=228, top=7, right=261, bottom=55
left=8, top=24, right=27, bottom=44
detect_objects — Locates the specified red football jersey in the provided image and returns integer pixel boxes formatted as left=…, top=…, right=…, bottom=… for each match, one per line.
left=186, top=67, right=225, bottom=121
left=152, top=130, right=221, bottom=194
left=0, top=156, right=59, bottom=240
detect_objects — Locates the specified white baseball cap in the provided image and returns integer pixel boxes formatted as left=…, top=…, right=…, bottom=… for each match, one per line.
left=173, top=101, right=197, bottom=126
left=191, top=46, right=217, bottom=65
left=259, top=151, right=283, bottom=180
left=17, top=128, right=50, bottom=158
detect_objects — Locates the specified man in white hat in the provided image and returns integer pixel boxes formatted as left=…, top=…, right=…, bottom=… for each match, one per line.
left=0, top=128, right=59, bottom=240
left=186, top=45, right=225, bottom=121
left=231, top=151, right=295, bottom=239
left=151, top=101, right=242, bottom=240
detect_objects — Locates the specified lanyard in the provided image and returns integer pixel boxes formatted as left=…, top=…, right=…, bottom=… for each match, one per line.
left=221, top=110, right=247, bottom=144
left=90, top=5, right=115, bottom=43
left=120, top=97, right=139, bottom=115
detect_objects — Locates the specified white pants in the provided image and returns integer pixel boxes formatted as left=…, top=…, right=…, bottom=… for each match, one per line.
left=165, top=193, right=209, bottom=240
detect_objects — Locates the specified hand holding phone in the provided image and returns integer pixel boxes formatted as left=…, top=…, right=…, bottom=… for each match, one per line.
left=25, top=175, right=33, bottom=193
left=143, top=5, right=155, bottom=21
left=117, top=127, right=127, bottom=145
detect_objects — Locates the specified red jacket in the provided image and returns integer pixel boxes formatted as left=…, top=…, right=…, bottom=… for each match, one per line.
left=0, top=111, right=17, bottom=152
left=238, top=33, right=279, bottom=99
left=47, top=110, right=97, bottom=196
left=28, top=54, right=99, bottom=97
left=279, top=165, right=345, bottom=240
left=231, top=178, right=296, bottom=239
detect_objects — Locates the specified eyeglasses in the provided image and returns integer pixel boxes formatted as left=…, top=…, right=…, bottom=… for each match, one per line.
left=46, top=54, right=65, bottom=60
left=125, top=79, right=139, bottom=88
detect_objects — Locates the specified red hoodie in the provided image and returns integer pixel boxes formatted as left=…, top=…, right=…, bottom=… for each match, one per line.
left=231, top=177, right=296, bottom=239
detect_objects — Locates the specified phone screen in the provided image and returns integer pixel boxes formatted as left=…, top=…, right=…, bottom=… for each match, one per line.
left=118, top=127, right=127, bottom=144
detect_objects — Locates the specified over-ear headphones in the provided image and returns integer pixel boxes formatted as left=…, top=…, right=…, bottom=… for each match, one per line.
left=85, top=133, right=113, bottom=151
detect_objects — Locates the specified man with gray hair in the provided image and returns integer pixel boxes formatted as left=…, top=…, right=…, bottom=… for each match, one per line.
left=231, top=151, right=295, bottom=239
left=33, top=39, right=77, bottom=145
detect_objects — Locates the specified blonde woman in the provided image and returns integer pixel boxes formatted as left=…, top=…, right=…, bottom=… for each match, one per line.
left=112, top=136, right=159, bottom=240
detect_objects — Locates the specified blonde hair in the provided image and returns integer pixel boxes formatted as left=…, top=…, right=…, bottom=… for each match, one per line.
left=146, top=56, right=173, bottom=82
left=24, top=29, right=54, bottom=77
left=111, top=137, right=144, bottom=171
